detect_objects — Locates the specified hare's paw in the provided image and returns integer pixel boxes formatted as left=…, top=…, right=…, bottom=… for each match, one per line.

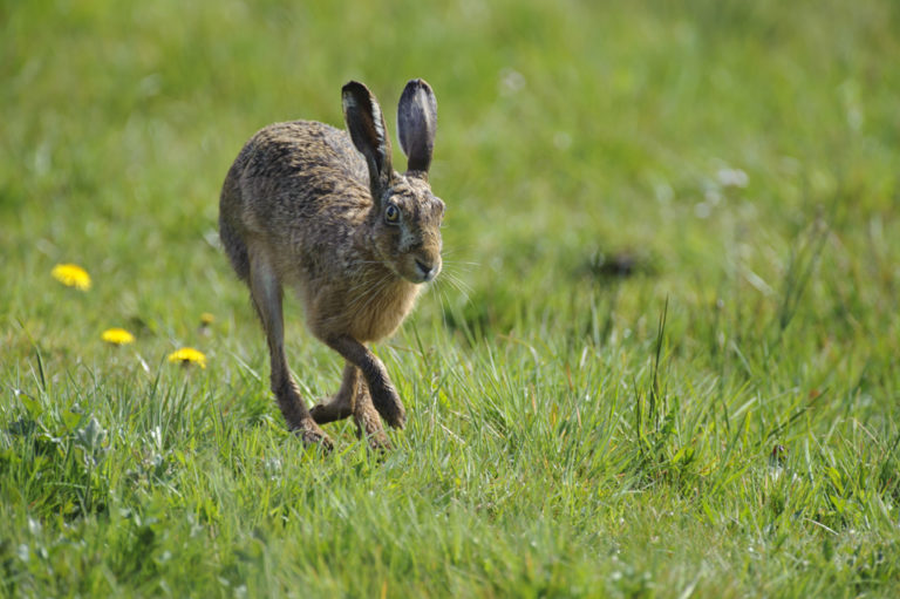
left=310, top=395, right=352, bottom=424
left=353, top=402, right=393, bottom=451
left=291, top=418, right=334, bottom=451
left=363, top=428, right=392, bottom=453
left=370, top=384, right=407, bottom=429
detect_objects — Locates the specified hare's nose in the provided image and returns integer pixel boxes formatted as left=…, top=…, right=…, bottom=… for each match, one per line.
left=415, top=258, right=439, bottom=282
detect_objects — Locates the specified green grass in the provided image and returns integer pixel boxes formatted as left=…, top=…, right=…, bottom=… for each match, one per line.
left=3, top=0, right=900, bottom=596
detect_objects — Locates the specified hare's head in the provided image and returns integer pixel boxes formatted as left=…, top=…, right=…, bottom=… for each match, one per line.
left=343, top=79, right=443, bottom=284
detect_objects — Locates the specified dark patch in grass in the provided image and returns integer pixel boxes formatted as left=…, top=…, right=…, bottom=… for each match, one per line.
left=580, top=248, right=657, bottom=281
left=441, top=284, right=520, bottom=342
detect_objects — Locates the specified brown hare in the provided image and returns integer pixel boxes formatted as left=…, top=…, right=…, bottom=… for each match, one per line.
left=219, top=79, right=443, bottom=450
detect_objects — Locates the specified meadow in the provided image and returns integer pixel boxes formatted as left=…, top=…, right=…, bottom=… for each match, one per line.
left=2, top=0, right=900, bottom=596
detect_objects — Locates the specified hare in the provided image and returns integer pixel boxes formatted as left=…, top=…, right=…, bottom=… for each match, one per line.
left=219, top=79, right=443, bottom=450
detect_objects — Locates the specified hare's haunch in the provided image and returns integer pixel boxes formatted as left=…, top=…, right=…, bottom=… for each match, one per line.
left=219, top=79, right=442, bottom=450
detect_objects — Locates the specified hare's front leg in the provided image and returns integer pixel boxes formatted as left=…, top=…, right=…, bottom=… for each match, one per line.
left=249, top=253, right=333, bottom=449
left=351, top=379, right=392, bottom=450
left=324, top=336, right=407, bottom=429
left=310, top=362, right=392, bottom=450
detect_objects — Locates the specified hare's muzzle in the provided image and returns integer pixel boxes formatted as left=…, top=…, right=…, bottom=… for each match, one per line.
left=413, top=256, right=441, bottom=283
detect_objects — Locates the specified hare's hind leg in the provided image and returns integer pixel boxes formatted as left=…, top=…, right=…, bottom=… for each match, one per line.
left=309, top=362, right=356, bottom=424
left=311, top=363, right=391, bottom=450
left=248, top=252, right=333, bottom=449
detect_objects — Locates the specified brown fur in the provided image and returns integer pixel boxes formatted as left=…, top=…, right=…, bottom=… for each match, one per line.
left=219, top=80, right=442, bottom=449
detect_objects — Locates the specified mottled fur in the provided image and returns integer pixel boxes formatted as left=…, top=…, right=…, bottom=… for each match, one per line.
left=219, top=80, right=442, bottom=449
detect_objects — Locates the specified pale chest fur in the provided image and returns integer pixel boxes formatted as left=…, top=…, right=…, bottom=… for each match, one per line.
left=304, top=275, right=421, bottom=343
left=346, top=278, right=420, bottom=342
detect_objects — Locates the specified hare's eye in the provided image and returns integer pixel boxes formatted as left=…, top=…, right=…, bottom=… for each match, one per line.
left=384, top=203, right=400, bottom=224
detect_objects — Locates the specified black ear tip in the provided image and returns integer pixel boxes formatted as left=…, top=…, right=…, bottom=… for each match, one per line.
left=342, top=80, right=371, bottom=97
left=405, top=78, right=432, bottom=94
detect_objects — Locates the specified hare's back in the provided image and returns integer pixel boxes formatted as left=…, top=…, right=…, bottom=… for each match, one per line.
left=229, top=120, right=372, bottom=237
left=242, top=120, right=368, bottom=187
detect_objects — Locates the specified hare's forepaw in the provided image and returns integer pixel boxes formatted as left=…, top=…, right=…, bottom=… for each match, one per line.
left=370, top=384, right=407, bottom=429
left=364, top=429, right=392, bottom=453
left=291, top=418, right=334, bottom=451
left=353, top=402, right=393, bottom=451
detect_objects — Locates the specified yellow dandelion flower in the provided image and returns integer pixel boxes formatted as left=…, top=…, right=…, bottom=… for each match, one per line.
left=51, top=263, right=92, bottom=291
left=168, top=347, right=207, bottom=369
left=101, top=328, right=135, bottom=345
left=200, top=312, right=215, bottom=326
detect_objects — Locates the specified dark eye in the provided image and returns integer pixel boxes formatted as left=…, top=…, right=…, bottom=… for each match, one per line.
left=384, top=203, right=400, bottom=224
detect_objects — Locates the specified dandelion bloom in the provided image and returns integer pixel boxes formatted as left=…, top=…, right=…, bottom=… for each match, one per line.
left=200, top=312, right=215, bottom=326
left=168, top=347, right=207, bottom=369
left=101, top=328, right=135, bottom=345
left=51, top=263, right=91, bottom=290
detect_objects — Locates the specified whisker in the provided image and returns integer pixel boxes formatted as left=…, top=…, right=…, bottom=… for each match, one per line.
left=444, top=259, right=481, bottom=268
left=352, top=273, right=394, bottom=317
left=431, top=277, right=472, bottom=310
left=428, top=281, right=448, bottom=323
left=439, top=272, right=474, bottom=298
left=344, top=274, right=388, bottom=313
left=347, top=276, right=383, bottom=307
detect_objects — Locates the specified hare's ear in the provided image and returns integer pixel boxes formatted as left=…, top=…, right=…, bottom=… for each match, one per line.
left=397, top=79, right=437, bottom=178
left=342, top=81, right=393, bottom=198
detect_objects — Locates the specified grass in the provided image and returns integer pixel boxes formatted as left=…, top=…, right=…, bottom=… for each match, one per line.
left=2, top=0, right=900, bottom=596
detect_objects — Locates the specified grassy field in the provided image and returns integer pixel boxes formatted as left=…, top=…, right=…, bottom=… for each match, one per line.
left=2, top=0, right=900, bottom=596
